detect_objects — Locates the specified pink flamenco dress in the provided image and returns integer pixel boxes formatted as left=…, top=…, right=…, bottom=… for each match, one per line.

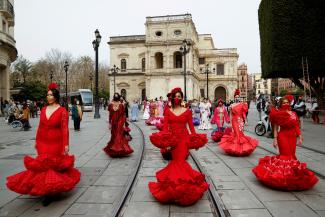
left=218, top=102, right=258, bottom=156
left=148, top=108, right=209, bottom=206
left=6, top=107, right=80, bottom=196
left=103, top=103, right=133, bottom=157
left=211, top=105, right=231, bottom=142
left=252, top=108, right=318, bottom=190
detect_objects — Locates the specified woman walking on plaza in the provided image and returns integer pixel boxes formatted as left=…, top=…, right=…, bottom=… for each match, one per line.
left=103, top=93, right=133, bottom=157
left=218, top=89, right=258, bottom=156
left=198, top=98, right=212, bottom=130
left=252, top=96, right=318, bottom=190
left=6, top=83, right=80, bottom=206
left=149, top=87, right=209, bottom=206
left=211, top=98, right=230, bottom=142
left=71, top=100, right=82, bottom=131
left=130, top=100, right=140, bottom=122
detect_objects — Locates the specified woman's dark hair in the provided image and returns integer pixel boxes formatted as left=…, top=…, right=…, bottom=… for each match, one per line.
left=113, top=92, right=121, bottom=102
left=49, top=89, right=60, bottom=103
left=171, top=90, right=184, bottom=108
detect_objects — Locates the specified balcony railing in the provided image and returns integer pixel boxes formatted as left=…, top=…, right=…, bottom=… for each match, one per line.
left=0, top=0, right=14, bottom=18
left=146, top=14, right=192, bottom=22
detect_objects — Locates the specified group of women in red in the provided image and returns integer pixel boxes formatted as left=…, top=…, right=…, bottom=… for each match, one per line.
left=5, top=84, right=318, bottom=208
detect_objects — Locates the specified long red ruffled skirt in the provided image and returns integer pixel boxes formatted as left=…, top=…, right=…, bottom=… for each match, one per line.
left=252, top=156, right=318, bottom=191
left=218, top=132, right=258, bottom=156
left=6, top=154, right=80, bottom=196
left=149, top=161, right=209, bottom=206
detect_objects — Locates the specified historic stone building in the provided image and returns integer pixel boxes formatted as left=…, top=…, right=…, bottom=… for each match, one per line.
left=108, top=14, right=238, bottom=102
left=237, top=63, right=248, bottom=100
left=0, top=0, right=16, bottom=102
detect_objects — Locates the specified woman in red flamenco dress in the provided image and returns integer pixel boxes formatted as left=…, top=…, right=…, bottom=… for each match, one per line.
left=218, top=89, right=258, bottom=156
left=103, top=93, right=133, bottom=157
left=211, top=98, right=231, bottom=142
left=6, top=83, right=80, bottom=206
left=149, top=87, right=209, bottom=206
left=252, top=96, right=318, bottom=190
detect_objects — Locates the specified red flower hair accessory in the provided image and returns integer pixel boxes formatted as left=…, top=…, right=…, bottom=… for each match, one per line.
left=48, top=83, right=58, bottom=90
left=171, top=87, right=182, bottom=95
left=234, top=88, right=240, bottom=97
left=284, top=94, right=294, bottom=103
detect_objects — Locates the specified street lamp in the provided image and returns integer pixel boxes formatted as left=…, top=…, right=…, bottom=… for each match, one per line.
left=49, top=70, right=54, bottom=83
left=64, top=61, right=69, bottom=111
left=110, top=65, right=119, bottom=94
left=180, top=39, right=191, bottom=101
left=89, top=72, right=93, bottom=91
left=92, top=29, right=102, bottom=119
left=200, top=64, right=215, bottom=99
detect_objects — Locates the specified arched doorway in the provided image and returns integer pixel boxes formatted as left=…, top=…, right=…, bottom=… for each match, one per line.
left=121, top=89, right=127, bottom=99
left=214, top=86, right=227, bottom=101
left=141, top=89, right=146, bottom=101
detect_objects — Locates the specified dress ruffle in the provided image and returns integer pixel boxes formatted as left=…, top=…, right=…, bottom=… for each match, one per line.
left=160, top=148, right=172, bottom=160
left=149, top=131, right=178, bottom=149
left=148, top=161, right=209, bottom=206
left=146, top=117, right=163, bottom=126
left=6, top=154, right=80, bottom=196
left=218, top=132, right=258, bottom=156
left=186, top=134, right=208, bottom=149
left=252, top=156, right=318, bottom=191
left=103, top=144, right=133, bottom=157
left=211, top=127, right=232, bottom=142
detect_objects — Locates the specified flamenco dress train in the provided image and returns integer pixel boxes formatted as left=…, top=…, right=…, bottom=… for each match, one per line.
left=218, top=103, right=258, bottom=156
left=103, top=103, right=133, bottom=157
left=6, top=107, right=80, bottom=196
left=252, top=109, right=318, bottom=190
left=149, top=108, right=209, bottom=205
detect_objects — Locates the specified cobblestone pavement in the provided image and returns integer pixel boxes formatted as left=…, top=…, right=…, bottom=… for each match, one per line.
left=0, top=107, right=324, bottom=217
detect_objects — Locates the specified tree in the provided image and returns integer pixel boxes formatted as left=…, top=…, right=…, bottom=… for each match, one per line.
left=12, top=81, right=47, bottom=102
left=259, top=0, right=325, bottom=109
left=12, top=56, right=33, bottom=84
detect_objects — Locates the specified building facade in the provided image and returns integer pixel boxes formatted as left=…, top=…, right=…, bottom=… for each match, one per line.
left=254, top=73, right=271, bottom=99
left=247, top=74, right=254, bottom=100
left=108, top=14, right=239, bottom=102
left=237, top=63, right=247, bottom=100
left=0, top=0, right=17, bottom=102
left=278, top=78, right=296, bottom=93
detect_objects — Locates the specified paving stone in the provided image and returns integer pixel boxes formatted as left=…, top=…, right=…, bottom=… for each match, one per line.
left=130, top=186, right=156, bottom=202
left=122, top=202, right=169, bottom=217
left=94, top=175, right=129, bottom=186
left=0, top=189, right=19, bottom=207
left=83, top=159, right=111, bottom=168
left=229, top=209, right=272, bottom=217
left=170, top=199, right=212, bottom=213
left=0, top=198, right=38, bottom=216
left=214, top=181, right=247, bottom=190
left=294, top=193, right=325, bottom=211
left=65, top=203, right=113, bottom=215
left=211, top=175, right=241, bottom=182
left=19, top=202, right=71, bottom=217
left=245, top=180, right=298, bottom=202
left=170, top=213, right=214, bottom=217
left=78, top=167, right=105, bottom=176
left=218, top=190, right=264, bottom=209
left=222, top=158, right=254, bottom=169
left=142, top=159, right=167, bottom=168
left=317, top=211, right=325, bottom=217
left=265, top=200, right=320, bottom=217
left=77, top=186, right=123, bottom=204
left=135, top=176, right=156, bottom=187
left=76, top=175, right=99, bottom=187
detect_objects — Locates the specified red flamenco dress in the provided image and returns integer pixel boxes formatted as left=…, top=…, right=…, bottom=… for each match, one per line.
left=149, top=108, right=209, bottom=206
left=103, top=103, right=133, bottom=157
left=252, top=109, right=318, bottom=190
left=6, top=107, right=80, bottom=196
left=218, top=102, right=258, bottom=156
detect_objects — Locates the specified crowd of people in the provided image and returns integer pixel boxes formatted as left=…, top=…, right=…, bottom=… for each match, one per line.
left=2, top=83, right=320, bottom=208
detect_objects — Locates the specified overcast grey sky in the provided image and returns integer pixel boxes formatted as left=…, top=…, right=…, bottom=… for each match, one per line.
left=15, top=0, right=262, bottom=73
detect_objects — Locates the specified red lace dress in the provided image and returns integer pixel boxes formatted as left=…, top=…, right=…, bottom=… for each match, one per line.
left=252, top=109, right=318, bottom=190
left=149, top=108, right=209, bottom=206
left=103, top=103, right=133, bottom=157
left=218, top=102, right=258, bottom=156
left=6, top=107, right=80, bottom=196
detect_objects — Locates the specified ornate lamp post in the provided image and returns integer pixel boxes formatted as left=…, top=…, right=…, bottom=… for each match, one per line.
left=110, top=64, right=119, bottom=94
left=64, top=61, right=69, bottom=111
left=200, top=64, right=215, bottom=99
left=92, top=29, right=102, bottom=119
left=180, top=39, right=191, bottom=101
